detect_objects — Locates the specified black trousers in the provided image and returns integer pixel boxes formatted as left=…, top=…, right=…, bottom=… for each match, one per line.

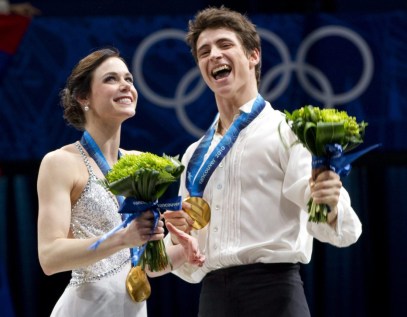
left=198, top=263, right=311, bottom=317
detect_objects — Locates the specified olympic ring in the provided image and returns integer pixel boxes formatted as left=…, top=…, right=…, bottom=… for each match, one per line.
left=132, top=29, right=207, bottom=136
left=132, top=29, right=206, bottom=108
left=132, top=25, right=373, bottom=137
left=295, top=26, right=374, bottom=105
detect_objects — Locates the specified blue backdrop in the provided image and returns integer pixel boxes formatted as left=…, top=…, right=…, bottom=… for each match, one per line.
left=0, top=11, right=406, bottom=161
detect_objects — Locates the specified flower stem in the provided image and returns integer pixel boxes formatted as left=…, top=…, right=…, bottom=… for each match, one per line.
left=307, top=198, right=329, bottom=223
left=142, top=240, right=169, bottom=272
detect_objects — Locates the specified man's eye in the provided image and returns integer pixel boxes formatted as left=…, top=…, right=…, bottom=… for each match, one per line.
left=199, top=51, right=209, bottom=58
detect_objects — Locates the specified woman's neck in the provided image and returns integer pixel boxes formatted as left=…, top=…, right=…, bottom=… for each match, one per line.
left=85, top=126, right=121, bottom=165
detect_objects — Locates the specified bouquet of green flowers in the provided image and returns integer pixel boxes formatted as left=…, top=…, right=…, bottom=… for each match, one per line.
left=104, top=152, right=184, bottom=268
left=284, top=105, right=377, bottom=223
left=90, top=152, right=184, bottom=301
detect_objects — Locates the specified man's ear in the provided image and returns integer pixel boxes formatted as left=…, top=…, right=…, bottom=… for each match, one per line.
left=249, top=48, right=260, bottom=67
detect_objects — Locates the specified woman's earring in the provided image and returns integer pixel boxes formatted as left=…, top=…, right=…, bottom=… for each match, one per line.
left=84, top=104, right=89, bottom=111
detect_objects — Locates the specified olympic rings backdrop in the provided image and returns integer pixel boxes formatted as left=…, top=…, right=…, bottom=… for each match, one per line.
left=0, top=11, right=406, bottom=161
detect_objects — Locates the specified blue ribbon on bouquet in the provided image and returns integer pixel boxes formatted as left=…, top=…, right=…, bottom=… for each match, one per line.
left=118, top=196, right=183, bottom=214
left=312, top=143, right=381, bottom=177
left=88, top=195, right=182, bottom=264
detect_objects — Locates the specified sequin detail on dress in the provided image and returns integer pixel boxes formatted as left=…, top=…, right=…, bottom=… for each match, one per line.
left=68, top=142, right=130, bottom=287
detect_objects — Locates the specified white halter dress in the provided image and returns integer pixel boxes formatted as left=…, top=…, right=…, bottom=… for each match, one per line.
left=50, top=142, right=147, bottom=317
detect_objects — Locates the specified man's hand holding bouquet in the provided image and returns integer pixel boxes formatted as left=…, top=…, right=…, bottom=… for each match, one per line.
left=284, top=105, right=379, bottom=223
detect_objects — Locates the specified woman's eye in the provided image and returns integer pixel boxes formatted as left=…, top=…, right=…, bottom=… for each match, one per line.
left=105, top=76, right=116, bottom=82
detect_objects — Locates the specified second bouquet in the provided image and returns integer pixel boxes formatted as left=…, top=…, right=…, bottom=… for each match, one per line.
left=284, top=105, right=378, bottom=223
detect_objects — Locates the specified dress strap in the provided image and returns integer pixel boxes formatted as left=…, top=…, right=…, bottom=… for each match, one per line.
left=75, top=141, right=97, bottom=180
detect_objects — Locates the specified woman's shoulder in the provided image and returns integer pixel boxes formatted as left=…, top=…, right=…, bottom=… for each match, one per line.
left=40, top=143, right=82, bottom=171
left=42, top=143, right=78, bottom=160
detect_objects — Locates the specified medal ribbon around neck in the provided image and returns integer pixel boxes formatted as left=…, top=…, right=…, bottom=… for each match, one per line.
left=184, top=94, right=266, bottom=228
left=80, top=131, right=142, bottom=266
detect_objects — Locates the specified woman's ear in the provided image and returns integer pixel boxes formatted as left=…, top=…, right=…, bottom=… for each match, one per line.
left=77, top=98, right=90, bottom=112
left=77, top=97, right=88, bottom=108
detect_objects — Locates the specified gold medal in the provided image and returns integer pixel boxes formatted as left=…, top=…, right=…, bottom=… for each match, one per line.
left=126, top=266, right=151, bottom=302
left=183, top=196, right=211, bottom=230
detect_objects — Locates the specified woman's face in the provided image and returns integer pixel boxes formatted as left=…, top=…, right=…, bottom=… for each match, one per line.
left=87, top=57, right=138, bottom=124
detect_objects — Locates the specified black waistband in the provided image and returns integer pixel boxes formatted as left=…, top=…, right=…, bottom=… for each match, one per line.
left=206, top=262, right=300, bottom=278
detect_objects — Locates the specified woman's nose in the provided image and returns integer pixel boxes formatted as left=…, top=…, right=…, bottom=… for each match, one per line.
left=120, top=80, right=131, bottom=90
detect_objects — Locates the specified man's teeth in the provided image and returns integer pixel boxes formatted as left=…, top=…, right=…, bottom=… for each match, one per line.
left=212, top=65, right=230, bottom=75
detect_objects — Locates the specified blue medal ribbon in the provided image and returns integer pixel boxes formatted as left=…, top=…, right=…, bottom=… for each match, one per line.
left=80, top=130, right=125, bottom=206
left=312, top=143, right=381, bottom=176
left=186, top=94, right=266, bottom=197
left=81, top=131, right=182, bottom=267
left=80, top=131, right=136, bottom=265
left=80, top=131, right=120, bottom=178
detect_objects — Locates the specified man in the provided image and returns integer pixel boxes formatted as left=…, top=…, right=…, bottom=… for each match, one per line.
left=163, top=6, right=362, bottom=317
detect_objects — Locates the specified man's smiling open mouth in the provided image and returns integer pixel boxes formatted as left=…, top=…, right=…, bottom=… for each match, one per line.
left=212, top=64, right=231, bottom=80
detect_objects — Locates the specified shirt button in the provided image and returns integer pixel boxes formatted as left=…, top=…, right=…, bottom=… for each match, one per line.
left=219, top=163, right=223, bottom=168
left=213, top=245, right=218, bottom=250
left=213, top=226, right=218, bottom=232
left=215, top=205, right=220, bottom=210
left=217, top=184, right=222, bottom=190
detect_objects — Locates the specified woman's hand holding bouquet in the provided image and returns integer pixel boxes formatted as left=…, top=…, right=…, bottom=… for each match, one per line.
left=90, top=152, right=184, bottom=301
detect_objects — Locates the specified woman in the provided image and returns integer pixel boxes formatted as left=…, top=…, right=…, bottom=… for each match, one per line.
left=37, top=47, right=204, bottom=316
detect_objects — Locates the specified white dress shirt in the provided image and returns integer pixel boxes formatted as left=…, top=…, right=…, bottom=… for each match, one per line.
left=167, top=98, right=362, bottom=284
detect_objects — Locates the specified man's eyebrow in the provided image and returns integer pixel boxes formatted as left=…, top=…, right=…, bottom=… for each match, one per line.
left=197, top=38, right=231, bottom=52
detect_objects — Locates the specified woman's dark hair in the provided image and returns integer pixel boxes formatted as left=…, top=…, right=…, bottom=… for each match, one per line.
left=60, top=47, right=125, bottom=130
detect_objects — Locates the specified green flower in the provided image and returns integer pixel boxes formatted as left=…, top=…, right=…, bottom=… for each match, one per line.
left=102, top=152, right=184, bottom=272
left=284, top=105, right=368, bottom=223
left=106, top=153, right=182, bottom=183
left=104, top=153, right=184, bottom=202
left=284, top=105, right=367, bottom=156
